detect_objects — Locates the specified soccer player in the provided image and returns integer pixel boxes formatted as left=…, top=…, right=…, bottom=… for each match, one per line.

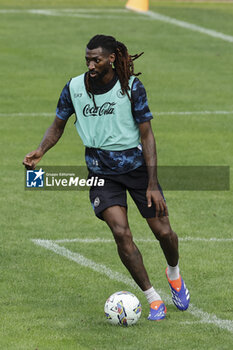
left=23, top=35, right=190, bottom=320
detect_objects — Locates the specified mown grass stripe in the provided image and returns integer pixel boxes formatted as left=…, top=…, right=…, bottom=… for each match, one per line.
left=1, top=8, right=233, bottom=43
left=1, top=111, right=233, bottom=117
left=32, top=238, right=233, bottom=334
left=53, top=237, right=233, bottom=243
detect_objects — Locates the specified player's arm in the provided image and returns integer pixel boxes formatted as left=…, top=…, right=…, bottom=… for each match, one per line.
left=23, top=116, right=67, bottom=170
left=139, top=121, right=168, bottom=217
left=131, top=77, right=168, bottom=216
left=23, top=81, right=74, bottom=170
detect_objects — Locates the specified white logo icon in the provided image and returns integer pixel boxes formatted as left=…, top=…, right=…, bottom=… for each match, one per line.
left=94, top=197, right=100, bottom=207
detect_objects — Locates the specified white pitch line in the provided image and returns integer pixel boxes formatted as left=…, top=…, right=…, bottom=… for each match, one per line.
left=1, top=111, right=233, bottom=118
left=156, top=111, right=233, bottom=116
left=32, top=239, right=139, bottom=290
left=26, top=10, right=135, bottom=20
left=0, top=9, right=128, bottom=14
left=0, top=112, right=54, bottom=117
left=188, top=304, right=233, bottom=334
left=53, top=237, right=233, bottom=244
left=180, top=237, right=233, bottom=242
left=62, top=9, right=129, bottom=13
left=0, top=8, right=143, bottom=21
left=32, top=238, right=233, bottom=334
left=144, top=11, right=233, bottom=43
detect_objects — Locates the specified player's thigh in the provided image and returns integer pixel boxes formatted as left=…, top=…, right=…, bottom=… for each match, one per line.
left=102, top=205, right=129, bottom=231
left=102, top=206, right=132, bottom=242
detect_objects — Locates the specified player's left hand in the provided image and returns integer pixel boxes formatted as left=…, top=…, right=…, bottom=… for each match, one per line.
left=146, top=189, right=168, bottom=217
left=22, top=149, right=43, bottom=170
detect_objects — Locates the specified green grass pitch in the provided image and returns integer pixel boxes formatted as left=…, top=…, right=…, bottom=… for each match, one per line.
left=0, top=0, right=233, bottom=349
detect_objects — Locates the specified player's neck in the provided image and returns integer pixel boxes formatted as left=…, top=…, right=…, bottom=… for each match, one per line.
left=100, top=69, right=115, bottom=86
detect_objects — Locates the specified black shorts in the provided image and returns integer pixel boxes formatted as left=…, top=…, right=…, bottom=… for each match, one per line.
left=89, top=166, right=166, bottom=220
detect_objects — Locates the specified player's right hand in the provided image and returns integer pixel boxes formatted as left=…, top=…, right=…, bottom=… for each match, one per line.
left=22, top=149, right=43, bottom=170
left=146, top=188, right=169, bottom=217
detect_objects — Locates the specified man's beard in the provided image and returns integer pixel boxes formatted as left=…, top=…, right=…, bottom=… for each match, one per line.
left=89, top=67, right=109, bottom=82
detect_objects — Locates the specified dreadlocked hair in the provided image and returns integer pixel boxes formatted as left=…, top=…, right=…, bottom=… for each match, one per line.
left=85, top=34, right=143, bottom=107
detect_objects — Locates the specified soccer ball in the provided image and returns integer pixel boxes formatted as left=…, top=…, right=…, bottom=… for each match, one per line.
left=104, top=291, right=142, bottom=326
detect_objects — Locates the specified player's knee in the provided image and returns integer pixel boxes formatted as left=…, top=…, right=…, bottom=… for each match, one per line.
left=156, top=228, right=175, bottom=241
left=112, top=224, right=132, bottom=246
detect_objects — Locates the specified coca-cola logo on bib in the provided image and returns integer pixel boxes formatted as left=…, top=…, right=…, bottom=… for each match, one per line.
left=83, top=102, right=116, bottom=117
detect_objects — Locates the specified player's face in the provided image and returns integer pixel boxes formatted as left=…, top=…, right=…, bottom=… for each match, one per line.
left=85, top=47, right=115, bottom=82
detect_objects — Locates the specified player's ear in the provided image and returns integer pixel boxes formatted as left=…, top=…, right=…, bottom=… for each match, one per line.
left=109, top=53, right=116, bottom=64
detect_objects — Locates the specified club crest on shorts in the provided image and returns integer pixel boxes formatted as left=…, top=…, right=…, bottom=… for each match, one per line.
left=94, top=197, right=100, bottom=207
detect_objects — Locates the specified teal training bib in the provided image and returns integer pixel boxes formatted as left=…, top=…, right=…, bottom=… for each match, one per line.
left=69, top=74, right=140, bottom=151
